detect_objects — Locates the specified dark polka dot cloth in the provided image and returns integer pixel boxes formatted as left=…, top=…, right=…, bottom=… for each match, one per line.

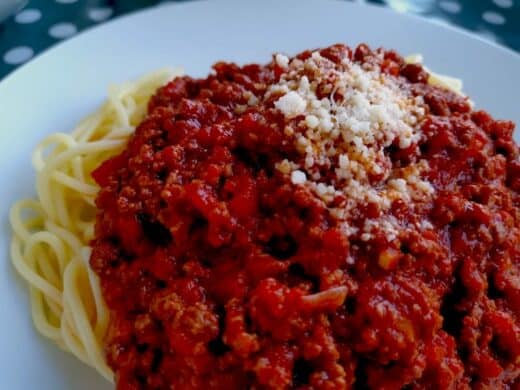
left=0, top=0, right=518, bottom=79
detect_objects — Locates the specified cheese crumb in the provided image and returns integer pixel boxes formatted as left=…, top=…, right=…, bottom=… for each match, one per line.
left=275, top=91, right=306, bottom=118
left=305, top=115, right=319, bottom=129
left=275, top=53, right=289, bottom=68
left=291, top=170, right=307, bottom=184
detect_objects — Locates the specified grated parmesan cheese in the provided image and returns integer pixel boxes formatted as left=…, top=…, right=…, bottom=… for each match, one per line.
left=275, top=53, right=290, bottom=68
left=274, top=91, right=306, bottom=118
left=291, top=170, right=307, bottom=185
left=269, top=49, right=434, bottom=242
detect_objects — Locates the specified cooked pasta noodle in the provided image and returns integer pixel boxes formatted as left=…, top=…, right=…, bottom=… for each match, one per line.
left=405, top=54, right=464, bottom=94
left=9, top=68, right=182, bottom=382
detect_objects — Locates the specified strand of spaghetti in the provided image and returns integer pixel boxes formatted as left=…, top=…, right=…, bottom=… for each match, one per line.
left=26, top=231, right=68, bottom=278
left=32, top=133, right=77, bottom=171
left=123, top=94, right=137, bottom=114
left=8, top=215, right=65, bottom=316
left=106, top=125, right=135, bottom=138
left=15, top=216, right=41, bottom=238
left=30, top=288, right=62, bottom=342
left=11, top=238, right=63, bottom=304
left=71, top=108, right=105, bottom=139
left=83, top=251, right=109, bottom=338
left=10, top=69, right=182, bottom=383
left=34, top=140, right=126, bottom=224
left=40, top=139, right=126, bottom=171
left=51, top=171, right=99, bottom=195
left=52, top=183, right=74, bottom=232
left=63, top=256, right=113, bottom=381
left=10, top=200, right=44, bottom=241
left=45, top=220, right=85, bottom=258
left=109, top=86, right=132, bottom=127
left=34, top=179, right=61, bottom=227
left=68, top=186, right=97, bottom=208
left=72, top=155, right=86, bottom=185
left=60, top=307, right=95, bottom=369
left=32, top=247, right=61, bottom=289
left=41, top=293, right=63, bottom=321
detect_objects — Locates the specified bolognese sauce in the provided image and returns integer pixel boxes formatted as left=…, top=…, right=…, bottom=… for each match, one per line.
left=90, top=44, right=520, bottom=389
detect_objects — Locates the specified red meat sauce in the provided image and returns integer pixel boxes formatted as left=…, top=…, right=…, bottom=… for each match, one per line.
left=90, top=44, right=520, bottom=390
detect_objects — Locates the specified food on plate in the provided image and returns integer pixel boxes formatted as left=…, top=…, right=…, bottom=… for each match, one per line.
left=11, top=43, right=520, bottom=389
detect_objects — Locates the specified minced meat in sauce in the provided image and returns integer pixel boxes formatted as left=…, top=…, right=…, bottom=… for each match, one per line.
left=90, top=44, right=520, bottom=389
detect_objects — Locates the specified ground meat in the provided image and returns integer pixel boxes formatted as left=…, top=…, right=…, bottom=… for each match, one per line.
left=90, top=43, right=520, bottom=389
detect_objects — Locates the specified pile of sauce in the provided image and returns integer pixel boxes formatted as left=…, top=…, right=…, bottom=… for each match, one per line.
left=91, top=44, right=519, bottom=389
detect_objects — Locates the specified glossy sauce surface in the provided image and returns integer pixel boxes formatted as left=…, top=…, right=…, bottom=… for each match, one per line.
left=91, top=44, right=519, bottom=389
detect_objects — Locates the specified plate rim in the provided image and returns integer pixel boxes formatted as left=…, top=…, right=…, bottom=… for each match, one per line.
left=1, top=0, right=519, bottom=93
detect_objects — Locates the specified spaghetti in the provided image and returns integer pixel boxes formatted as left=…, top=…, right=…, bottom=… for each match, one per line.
left=10, top=68, right=182, bottom=382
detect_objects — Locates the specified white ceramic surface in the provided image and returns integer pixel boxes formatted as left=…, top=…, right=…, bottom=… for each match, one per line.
left=0, top=0, right=518, bottom=388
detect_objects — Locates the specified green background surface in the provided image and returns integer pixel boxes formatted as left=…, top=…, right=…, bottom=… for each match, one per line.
left=1, top=0, right=519, bottom=79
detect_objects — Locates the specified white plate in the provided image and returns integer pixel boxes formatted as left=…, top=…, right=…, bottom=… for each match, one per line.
left=0, top=0, right=519, bottom=388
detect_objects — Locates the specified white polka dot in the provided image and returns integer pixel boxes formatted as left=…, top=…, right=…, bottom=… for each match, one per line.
left=438, top=1, right=462, bottom=14
left=15, top=9, right=42, bottom=24
left=3, top=46, right=34, bottom=65
left=482, top=10, right=506, bottom=25
left=55, top=0, right=78, bottom=3
left=87, top=7, right=113, bottom=22
left=493, top=0, right=513, bottom=8
left=49, top=23, right=78, bottom=39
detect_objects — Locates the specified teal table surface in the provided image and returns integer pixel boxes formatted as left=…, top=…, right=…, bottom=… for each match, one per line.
left=0, top=0, right=519, bottom=79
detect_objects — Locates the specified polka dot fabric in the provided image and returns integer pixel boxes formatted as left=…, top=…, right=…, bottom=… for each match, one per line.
left=0, top=0, right=518, bottom=79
